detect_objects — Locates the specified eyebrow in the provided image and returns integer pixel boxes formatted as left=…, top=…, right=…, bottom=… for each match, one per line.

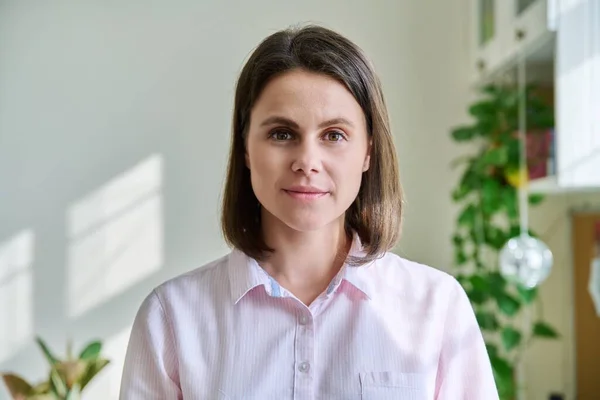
left=259, top=116, right=355, bottom=129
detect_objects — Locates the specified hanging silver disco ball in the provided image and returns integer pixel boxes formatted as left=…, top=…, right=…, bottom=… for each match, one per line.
left=499, top=234, right=553, bottom=288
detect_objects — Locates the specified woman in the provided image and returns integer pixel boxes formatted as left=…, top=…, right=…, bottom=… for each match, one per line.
left=120, top=25, right=498, bottom=399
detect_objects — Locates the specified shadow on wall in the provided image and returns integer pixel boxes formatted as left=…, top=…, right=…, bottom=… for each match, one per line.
left=0, top=154, right=167, bottom=398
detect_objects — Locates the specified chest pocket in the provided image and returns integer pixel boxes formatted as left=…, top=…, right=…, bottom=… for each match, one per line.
left=359, top=372, right=428, bottom=400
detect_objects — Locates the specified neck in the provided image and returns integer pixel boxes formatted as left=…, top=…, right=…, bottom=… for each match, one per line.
left=259, top=210, right=352, bottom=303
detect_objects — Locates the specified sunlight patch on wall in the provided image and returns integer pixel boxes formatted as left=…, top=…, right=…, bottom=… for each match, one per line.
left=0, top=230, right=34, bottom=363
left=67, top=154, right=164, bottom=318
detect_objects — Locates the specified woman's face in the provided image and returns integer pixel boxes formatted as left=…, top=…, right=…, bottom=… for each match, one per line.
left=245, top=69, right=371, bottom=233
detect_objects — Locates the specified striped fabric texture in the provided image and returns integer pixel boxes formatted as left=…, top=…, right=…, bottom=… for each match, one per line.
left=119, top=237, right=498, bottom=399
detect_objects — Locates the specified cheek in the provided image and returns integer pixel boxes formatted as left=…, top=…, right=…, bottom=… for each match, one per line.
left=248, top=145, right=282, bottom=187
left=330, top=153, right=366, bottom=193
left=251, top=150, right=276, bottom=173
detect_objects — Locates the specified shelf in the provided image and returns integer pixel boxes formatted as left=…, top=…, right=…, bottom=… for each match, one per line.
left=529, top=175, right=600, bottom=195
left=473, top=29, right=555, bottom=88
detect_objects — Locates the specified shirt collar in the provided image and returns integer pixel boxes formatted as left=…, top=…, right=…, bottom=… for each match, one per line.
left=228, top=248, right=270, bottom=304
left=227, top=233, right=377, bottom=303
left=337, top=234, right=376, bottom=300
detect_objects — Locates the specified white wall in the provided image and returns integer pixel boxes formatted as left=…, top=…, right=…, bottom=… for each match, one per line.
left=0, top=1, right=472, bottom=398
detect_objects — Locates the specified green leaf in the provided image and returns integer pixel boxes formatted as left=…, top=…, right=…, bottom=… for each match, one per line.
left=458, top=204, right=477, bottom=227
left=36, top=337, right=59, bottom=366
left=496, top=292, right=521, bottom=316
left=79, top=341, right=102, bottom=361
left=455, top=248, right=468, bottom=266
left=485, top=226, right=509, bottom=250
left=501, top=327, right=522, bottom=352
left=476, top=311, right=500, bottom=331
left=508, top=224, right=521, bottom=238
left=469, top=100, right=497, bottom=119
left=481, top=84, right=500, bottom=97
left=452, top=184, right=472, bottom=201
left=467, top=288, right=490, bottom=305
left=476, top=118, right=496, bottom=137
left=501, top=187, right=518, bottom=219
left=451, top=126, right=478, bottom=142
left=506, top=139, right=521, bottom=167
left=488, top=272, right=507, bottom=296
left=482, top=179, right=502, bottom=214
left=469, top=274, right=491, bottom=292
left=452, top=234, right=464, bottom=246
left=529, top=110, right=554, bottom=128
left=79, top=359, right=110, bottom=390
left=517, top=285, right=538, bottom=304
left=508, top=225, right=537, bottom=239
left=490, top=354, right=514, bottom=382
left=468, top=229, right=482, bottom=250
left=528, top=194, right=545, bottom=205
left=533, top=322, right=559, bottom=338
left=453, top=166, right=479, bottom=201
left=486, top=343, right=498, bottom=359
left=481, top=147, right=508, bottom=167
left=50, top=368, right=67, bottom=398
left=491, top=354, right=516, bottom=400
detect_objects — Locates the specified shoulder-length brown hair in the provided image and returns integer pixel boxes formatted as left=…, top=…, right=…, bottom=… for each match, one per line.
left=221, top=24, right=402, bottom=266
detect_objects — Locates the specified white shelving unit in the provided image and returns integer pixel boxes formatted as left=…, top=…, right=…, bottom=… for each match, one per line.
left=469, top=0, right=554, bottom=86
left=529, top=175, right=600, bottom=195
left=469, top=0, right=600, bottom=195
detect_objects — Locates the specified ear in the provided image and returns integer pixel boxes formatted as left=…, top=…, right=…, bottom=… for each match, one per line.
left=362, top=139, right=372, bottom=172
left=362, top=155, right=370, bottom=172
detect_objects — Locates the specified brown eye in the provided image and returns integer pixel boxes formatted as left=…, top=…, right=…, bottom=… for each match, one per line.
left=325, top=131, right=345, bottom=142
left=270, top=130, right=293, bottom=141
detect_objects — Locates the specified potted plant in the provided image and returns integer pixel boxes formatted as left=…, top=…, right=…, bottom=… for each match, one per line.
left=449, top=83, right=559, bottom=399
left=1, top=337, right=109, bottom=400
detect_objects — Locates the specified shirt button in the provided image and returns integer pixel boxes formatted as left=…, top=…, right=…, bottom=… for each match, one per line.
left=298, top=362, right=310, bottom=373
left=299, top=315, right=309, bottom=325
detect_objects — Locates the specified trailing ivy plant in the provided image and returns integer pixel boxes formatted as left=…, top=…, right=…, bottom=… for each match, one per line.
left=450, top=83, right=560, bottom=399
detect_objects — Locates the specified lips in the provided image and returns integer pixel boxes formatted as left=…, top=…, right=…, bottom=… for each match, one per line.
left=283, top=185, right=329, bottom=200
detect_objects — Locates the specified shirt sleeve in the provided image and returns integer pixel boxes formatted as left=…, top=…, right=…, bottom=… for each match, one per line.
left=434, top=277, right=499, bottom=399
left=119, top=290, right=182, bottom=400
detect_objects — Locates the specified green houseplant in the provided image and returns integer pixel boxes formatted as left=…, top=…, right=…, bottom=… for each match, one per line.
left=449, top=83, right=559, bottom=398
left=1, top=337, right=109, bottom=400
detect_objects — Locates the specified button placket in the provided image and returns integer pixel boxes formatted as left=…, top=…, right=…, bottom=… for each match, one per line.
left=293, top=309, right=314, bottom=399
left=298, top=361, right=310, bottom=373
left=299, top=314, right=309, bottom=325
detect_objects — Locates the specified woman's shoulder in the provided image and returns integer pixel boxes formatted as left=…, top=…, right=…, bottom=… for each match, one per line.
left=371, top=251, right=462, bottom=300
left=376, top=251, right=456, bottom=282
left=144, top=251, right=236, bottom=308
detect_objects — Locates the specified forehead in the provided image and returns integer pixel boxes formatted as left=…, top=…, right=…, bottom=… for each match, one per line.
left=251, top=69, right=365, bottom=124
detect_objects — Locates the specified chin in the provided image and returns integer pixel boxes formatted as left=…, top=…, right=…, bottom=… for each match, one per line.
left=283, top=219, right=329, bottom=232
left=276, top=210, right=342, bottom=233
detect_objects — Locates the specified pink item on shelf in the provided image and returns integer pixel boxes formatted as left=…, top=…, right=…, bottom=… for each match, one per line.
left=526, top=129, right=553, bottom=180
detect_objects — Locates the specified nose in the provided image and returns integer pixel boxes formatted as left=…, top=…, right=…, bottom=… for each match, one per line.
left=291, top=141, right=322, bottom=176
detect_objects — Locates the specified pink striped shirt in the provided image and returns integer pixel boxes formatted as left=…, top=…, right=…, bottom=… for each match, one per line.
left=119, top=237, right=498, bottom=399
